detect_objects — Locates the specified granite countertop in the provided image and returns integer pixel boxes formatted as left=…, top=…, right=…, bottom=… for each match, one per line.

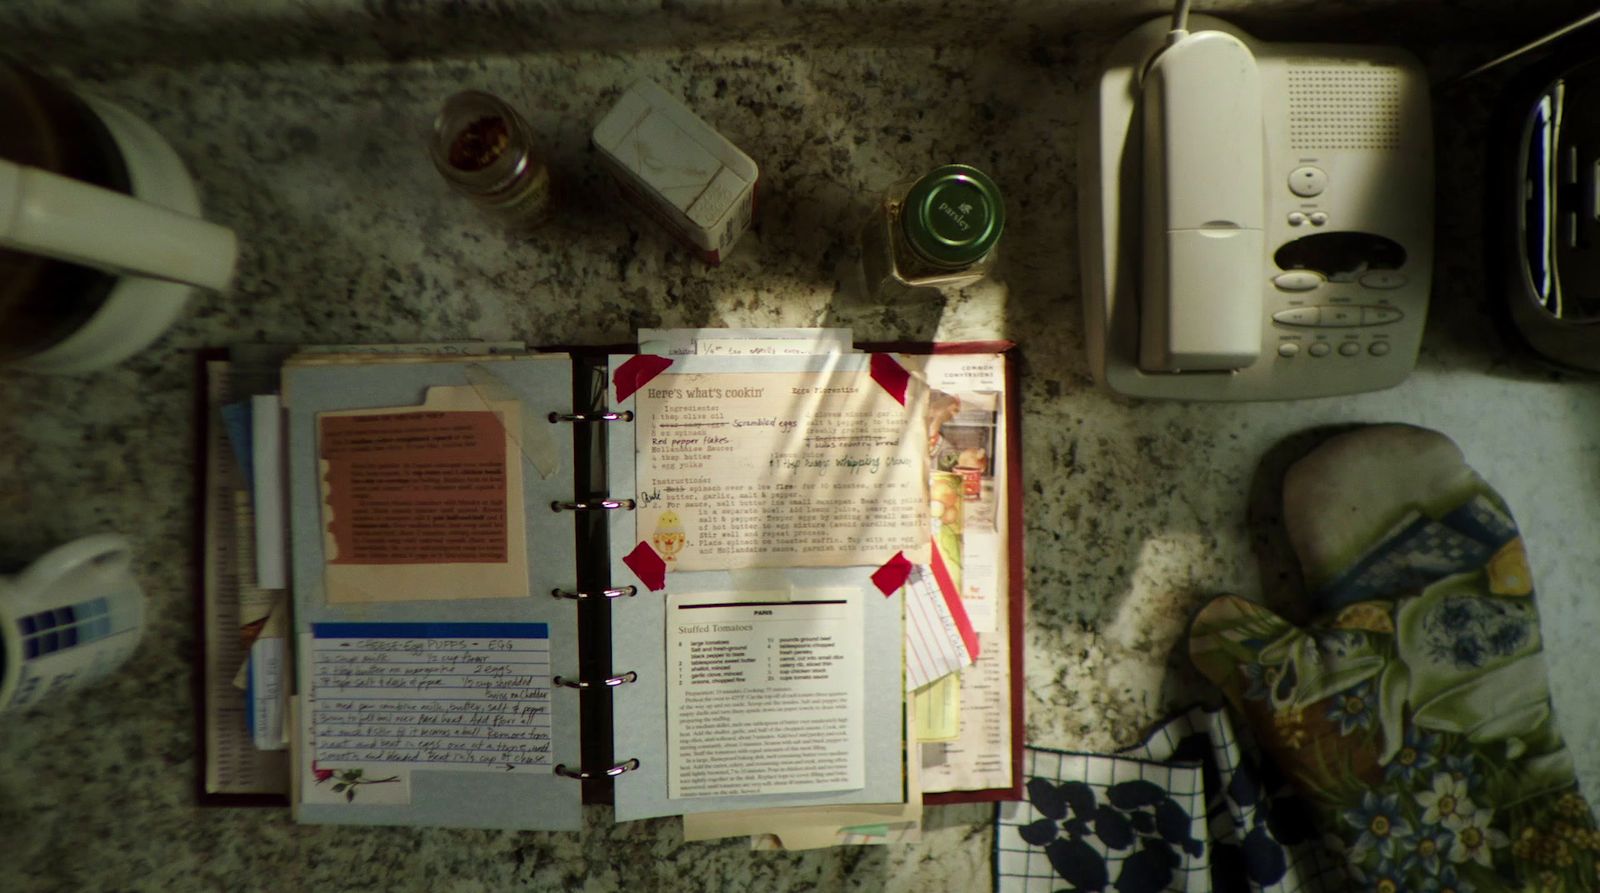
left=4, top=1, right=1600, bottom=890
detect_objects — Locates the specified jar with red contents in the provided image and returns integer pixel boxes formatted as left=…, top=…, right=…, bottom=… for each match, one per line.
left=428, top=91, right=551, bottom=232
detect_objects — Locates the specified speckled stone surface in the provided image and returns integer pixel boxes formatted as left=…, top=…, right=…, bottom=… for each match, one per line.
left=3, top=1, right=1600, bottom=890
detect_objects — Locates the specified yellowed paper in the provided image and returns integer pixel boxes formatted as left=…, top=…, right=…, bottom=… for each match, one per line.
left=917, top=354, right=1015, bottom=794
left=202, top=360, right=289, bottom=797
left=667, top=589, right=865, bottom=799
left=914, top=674, right=960, bottom=743
left=682, top=683, right=921, bottom=848
left=232, top=590, right=286, bottom=691
left=753, top=821, right=922, bottom=849
left=836, top=822, right=922, bottom=845
left=685, top=797, right=922, bottom=844
left=317, top=386, right=529, bottom=603
left=920, top=619, right=1013, bottom=794
left=234, top=491, right=279, bottom=625
left=633, top=368, right=928, bottom=572
left=922, top=355, right=1007, bottom=633
left=232, top=490, right=282, bottom=690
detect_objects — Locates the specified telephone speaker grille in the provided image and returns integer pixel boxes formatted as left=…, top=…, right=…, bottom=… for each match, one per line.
left=1287, top=66, right=1403, bottom=150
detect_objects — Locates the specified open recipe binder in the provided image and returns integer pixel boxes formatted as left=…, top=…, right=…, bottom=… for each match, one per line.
left=271, top=341, right=1023, bottom=830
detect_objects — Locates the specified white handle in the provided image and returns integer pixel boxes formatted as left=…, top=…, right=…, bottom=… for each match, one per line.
left=14, top=534, right=133, bottom=610
left=0, top=158, right=237, bottom=291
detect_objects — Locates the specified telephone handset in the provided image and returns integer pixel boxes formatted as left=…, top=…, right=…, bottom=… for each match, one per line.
left=1139, top=30, right=1265, bottom=372
left=1081, top=13, right=1434, bottom=401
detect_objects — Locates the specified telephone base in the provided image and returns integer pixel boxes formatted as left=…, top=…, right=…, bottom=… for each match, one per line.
left=1079, top=16, right=1434, bottom=401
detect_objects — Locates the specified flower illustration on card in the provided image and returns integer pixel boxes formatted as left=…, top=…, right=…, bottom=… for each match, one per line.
left=314, top=763, right=400, bottom=802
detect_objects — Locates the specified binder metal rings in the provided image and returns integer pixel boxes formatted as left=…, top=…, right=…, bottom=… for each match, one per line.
left=554, top=758, right=641, bottom=780
left=551, top=585, right=637, bottom=600
left=548, top=410, right=634, bottom=423
left=550, top=498, right=635, bottom=512
left=552, top=670, right=638, bottom=689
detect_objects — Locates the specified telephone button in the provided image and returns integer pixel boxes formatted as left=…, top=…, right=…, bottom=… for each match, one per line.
left=1308, top=342, right=1332, bottom=357
left=1369, top=341, right=1392, bottom=357
left=1289, top=166, right=1328, bottom=197
left=1360, top=271, right=1407, bottom=289
left=1361, top=306, right=1405, bottom=325
left=1272, top=307, right=1321, bottom=326
left=1321, top=306, right=1361, bottom=327
left=1278, top=342, right=1301, bottom=358
left=1287, top=212, right=1308, bottom=227
left=1273, top=271, right=1323, bottom=291
left=1338, top=341, right=1362, bottom=357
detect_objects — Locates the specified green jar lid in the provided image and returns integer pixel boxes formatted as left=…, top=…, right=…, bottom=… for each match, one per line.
left=900, top=164, right=1004, bottom=269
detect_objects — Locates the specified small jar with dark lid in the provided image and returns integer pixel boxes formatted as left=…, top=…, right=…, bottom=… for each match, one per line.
left=429, top=90, right=551, bottom=232
left=862, top=163, right=1004, bottom=294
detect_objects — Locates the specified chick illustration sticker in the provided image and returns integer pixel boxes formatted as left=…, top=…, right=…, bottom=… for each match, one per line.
left=652, top=511, right=687, bottom=565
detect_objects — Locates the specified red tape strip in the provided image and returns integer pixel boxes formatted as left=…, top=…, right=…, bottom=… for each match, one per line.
left=869, top=353, right=909, bottom=405
left=613, top=355, right=674, bottom=403
left=930, top=540, right=980, bottom=661
left=622, top=541, right=668, bottom=592
left=871, top=551, right=914, bottom=597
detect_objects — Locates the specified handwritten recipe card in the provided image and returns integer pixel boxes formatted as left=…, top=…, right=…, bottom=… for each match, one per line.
left=304, top=622, right=554, bottom=804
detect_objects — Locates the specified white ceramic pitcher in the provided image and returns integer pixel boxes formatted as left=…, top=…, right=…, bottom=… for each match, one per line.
left=1, top=64, right=237, bottom=373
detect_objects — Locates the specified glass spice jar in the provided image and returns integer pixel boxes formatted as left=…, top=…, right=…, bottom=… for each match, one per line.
left=861, top=163, right=1005, bottom=295
left=428, top=90, right=552, bottom=232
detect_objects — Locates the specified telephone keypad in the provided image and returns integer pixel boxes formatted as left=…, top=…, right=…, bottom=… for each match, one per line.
left=1322, top=306, right=1361, bottom=326
left=1359, top=271, right=1407, bottom=289
left=1273, top=270, right=1323, bottom=291
left=1272, top=307, right=1322, bottom=325
left=1271, top=304, right=1406, bottom=329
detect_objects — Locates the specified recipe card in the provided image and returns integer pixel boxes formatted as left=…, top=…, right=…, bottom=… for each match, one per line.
left=316, top=386, right=529, bottom=603
left=666, top=589, right=864, bottom=798
left=305, top=622, right=555, bottom=778
left=632, top=364, right=928, bottom=572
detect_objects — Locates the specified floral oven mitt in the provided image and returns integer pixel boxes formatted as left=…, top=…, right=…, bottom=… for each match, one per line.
left=1191, top=425, right=1598, bottom=893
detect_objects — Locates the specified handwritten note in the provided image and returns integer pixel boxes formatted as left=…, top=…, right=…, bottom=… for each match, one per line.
left=307, top=623, right=553, bottom=772
left=632, top=369, right=928, bottom=572
left=637, top=327, right=854, bottom=358
left=904, top=564, right=976, bottom=692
